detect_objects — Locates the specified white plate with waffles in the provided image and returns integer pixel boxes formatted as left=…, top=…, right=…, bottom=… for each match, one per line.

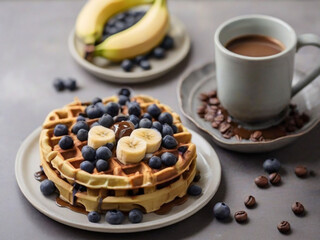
left=15, top=128, right=221, bottom=233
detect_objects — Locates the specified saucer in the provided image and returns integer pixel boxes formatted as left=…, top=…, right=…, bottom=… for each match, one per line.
left=178, top=62, right=320, bottom=153
left=68, top=15, right=190, bottom=84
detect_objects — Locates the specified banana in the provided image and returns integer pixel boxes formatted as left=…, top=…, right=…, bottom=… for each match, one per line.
left=75, top=0, right=155, bottom=45
left=116, top=136, right=147, bottom=164
left=87, top=125, right=116, bottom=149
left=94, top=0, right=169, bottom=61
left=130, top=128, right=161, bottom=153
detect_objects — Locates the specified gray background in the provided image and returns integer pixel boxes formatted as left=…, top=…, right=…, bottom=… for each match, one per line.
left=1, top=0, right=320, bottom=239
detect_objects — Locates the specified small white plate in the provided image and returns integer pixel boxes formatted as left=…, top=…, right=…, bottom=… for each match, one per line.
left=15, top=128, right=221, bottom=233
left=68, top=16, right=191, bottom=83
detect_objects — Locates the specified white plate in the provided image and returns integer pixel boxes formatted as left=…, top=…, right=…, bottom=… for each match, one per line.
left=68, top=15, right=191, bottom=83
left=15, top=128, right=221, bottom=233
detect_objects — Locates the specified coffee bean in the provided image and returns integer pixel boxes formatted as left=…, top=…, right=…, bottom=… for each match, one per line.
left=235, top=134, right=242, bottom=141
left=222, top=131, right=233, bottom=139
left=295, top=165, right=308, bottom=178
left=254, top=176, right=269, bottom=188
left=277, top=221, right=291, bottom=234
left=197, top=106, right=206, bottom=115
left=301, top=113, right=310, bottom=123
left=244, top=195, right=256, bottom=208
left=269, top=172, right=281, bottom=185
left=207, top=90, right=217, bottom=98
left=214, top=114, right=224, bottom=123
left=234, top=211, right=247, bottom=223
left=211, top=121, right=219, bottom=128
left=199, top=93, right=209, bottom=101
left=209, top=98, right=220, bottom=105
left=291, top=202, right=305, bottom=215
left=204, top=113, right=215, bottom=122
left=250, top=131, right=262, bottom=141
left=219, top=122, right=231, bottom=134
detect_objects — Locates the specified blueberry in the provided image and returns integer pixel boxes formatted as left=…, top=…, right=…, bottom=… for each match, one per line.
left=142, top=113, right=152, bottom=120
left=86, top=105, right=103, bottom=119
left=263, top=158, right=281, bottom=173
left=74, top=183, right=87, bottom=192
left=213, top=202, right=230, bottom=220
left=80, top=160, right=95, bottom=173
left=98, top=114, right=114, bottom=128
left=40, top=179, right=56, bottom=196
left=140, top=60, right=151, bottom=70
left=162, top=135, right=178, bottom=149
left=129, top=114, right=140, bottom=125
left=135, top=55, right=147, bottom=64
left=95, top=102, right=107, bottom=114
left=77, top=115, right=86, bottom=122
left=65, top=78, right=77, bottom=91
left=92, top=97, right=102, bottom=105
left=106, top=210, right=125, bottom=225
left=53, top=78, right=65, bottom=91
left=106, top=102, right=120, bottom=117
left=125, top=16, right=135, bottom=26
left=128, top=102, right=141, bottom=117
left=116, top=12, right=126, bottom=21
left=96, top=146, right=112, bottom=160
left=161, top=35, right=174, bottom=50
left=153, top=47, right=165, bottom=59
left=158, top=112, right=173, bottom=125
left=178, top=146, right=188, bottom=154
left=106, top=26, right=118, bottom=35
left=118, top=88, right=131, bottom=97
left=77, top=129, right=88, bottom=141
left=90, top=122, right=100, bottom=128
left=147, top=104, right=161, bottom=118
left=88, top=211, right=101, bottom=223
left=162, top=123, right=174, bottom=137
left=59, top=136, right=74, bottom=150
left=96, top=159, right=109, bottom=172
left=72, top=121, right=89, bottom=134
left=148, top=156, right=162, bottom=169
left=118, top=95, right=130, bottom=105
left=105, top=142, right=114, bottom=151
left=114, top=115, right=129, bottom=122
left=54, top=124, right=68, bottom=136
left=121, top=59, right=133, bottom=72
left=187, top=185, right=202, bottom=196
left=152, top=121, right=163, bottom=132
left=171, top=124, right=178, bottom=133
left=81, top=145, right=96, bottom=161
left=128, top=209, right=143, bottom=223
left=161, top=152, right=177, bottom=166
left=115, top=21, right=126, bottom=32
left=139, top=118, right=152, bottom=128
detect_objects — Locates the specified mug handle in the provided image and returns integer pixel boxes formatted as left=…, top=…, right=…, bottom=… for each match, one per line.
left=291, top=33, right=320, bottom=97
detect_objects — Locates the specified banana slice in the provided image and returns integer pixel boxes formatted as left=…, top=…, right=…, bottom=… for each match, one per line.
left=116, top=136, right=147, bottom=164
left=88, top=125, right=115, bottom=149
left=130, top=128, right=162, bottom=153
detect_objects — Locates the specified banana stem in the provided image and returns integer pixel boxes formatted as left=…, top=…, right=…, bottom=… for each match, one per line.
left=84, top=45, right=95, bottom=62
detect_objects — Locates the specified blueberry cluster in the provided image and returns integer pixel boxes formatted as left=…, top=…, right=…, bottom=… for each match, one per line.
left=53, top=78, right=77, bottom=92
left=88, top=208, right=143, bottom=224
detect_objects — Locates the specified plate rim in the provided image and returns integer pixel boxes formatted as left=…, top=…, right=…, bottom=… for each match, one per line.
left=15, top=127, right=221, bottom=233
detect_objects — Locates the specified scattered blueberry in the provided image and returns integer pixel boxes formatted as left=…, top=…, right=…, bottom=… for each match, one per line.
left=171, top=124, right=178, bottom=134
left=148, top=156, right=162, bottom=169
left=106, top=210, right=125, bottom=225
left=162, top=135, right=178, bottom=149
left=135, top=55, right=147, bottom=64
left=77, top=129, right=88, bottom=141
left=152, top=121, right=163, bottom=132
left=128, top=209, right=143, bottom=223
left=98, top=114, right=114, bottom=128
left=142, top=113, right=152, bottom=120
left=105, top=142, right=114, bottom=151
left=96, top=159, right=109, bottom=172
left=53, top=78, right=65, bottom=91
left=128, top=102, right=141, bottom=117
left=59, top=136, right=74, bottom=150
left=88, top=211, right=101, bottom=223
left=118, top=95, right=130, bottom=105
left=90, top=122, right=100, bottom=128
left=158, top=112, right=173, bottom=125
left=65, top=78, right=77, bottom=91
left=139, top=118, right=152, bottom=128
left=263, top=158, right=281, bottom=173
left=153, top=47, right=165, bottom=59
left=213, top=202, right=231, bottom=220
left=161, top=35, right=174, bottom=50
left=147, top=104, right=161, bottom=118
left=86, top=105, right=103, bottom=119
left=54, top=124, right=68, bottom=136
left=161, top=152, right=177, bottom=166
left=92, top=97, right=102, bottom=105
left=81, top=145, right=96, bottom=161
left=178, top=146, right=188, bottom=154
left=129, top=114, right=140, bottom=125
left=140, top=60, right=151, bottom=70
left=96, top=146, right=112, bottom=160
left=121, top=59, right=133, bottom=72
left=106, top=102, right=120, bottom=117
left=77, top=115, right=86, bottom=122
left=80, top=160, right=95, bottom=173
left=118, top=88, right=131, bottom=97
left=187, top=185, right=202, bottom=196
left=72, top=121, right=89, bottom=134
left=162, top=123, right=174, bottom=137
left=40, top=179, right=56, bottom=196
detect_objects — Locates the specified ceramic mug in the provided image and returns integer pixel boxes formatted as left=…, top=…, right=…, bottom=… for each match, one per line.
left=214, top=15, right=320, bottom=129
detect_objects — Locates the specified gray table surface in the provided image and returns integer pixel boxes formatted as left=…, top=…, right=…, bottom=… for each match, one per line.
left=1, top=0, right=320, bottom=239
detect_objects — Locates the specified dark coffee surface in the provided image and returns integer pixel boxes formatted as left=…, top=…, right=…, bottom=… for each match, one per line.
left=225, top=35, right=285, bottom=57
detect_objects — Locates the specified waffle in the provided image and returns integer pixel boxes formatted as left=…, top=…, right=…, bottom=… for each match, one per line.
left=39, top=95, right=197, bottom=213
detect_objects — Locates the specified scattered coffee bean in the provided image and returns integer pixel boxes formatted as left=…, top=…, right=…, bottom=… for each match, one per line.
left=250, top=131, right=263, bottom=142
left=234, top=211, right=248, bottom=223
left=277, top=221, right=291, bottom=234
left=291, top=202, right=305, bottom=215
left=207, top=90, right=217, bottom=98
left=244, top=195, right=256, bottom=208
left=209, top=98, right=220, bottom=105
left=269, top=172, right=281, bottom=185
left=199, top=93, right=209, bottom=101
left=197, top=106, right=206, bottom=115
left=219, top=122, right=231, bottom=134
left=211, top=121, right=219, bottom=128
left=214, top=114, right=224, bottom=123
left=295, top=165, right=308, bottom=178
left=254, top=176, right=269, bottom=188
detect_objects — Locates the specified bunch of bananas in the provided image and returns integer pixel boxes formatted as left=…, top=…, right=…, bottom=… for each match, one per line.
left=75, top=0, right=169, bottom=62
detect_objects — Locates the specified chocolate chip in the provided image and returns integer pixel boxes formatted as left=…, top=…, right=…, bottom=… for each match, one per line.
left=234, top=211, right=247, bottom=223
left=277, top=221, right=291, bottom=234
left=254, top=176, right=269, bottom=188
left=209, top=98, right=220, bottom=105
left=244, top=195, right=256, bottom=208
left=291, top=202, right=305, bottom=215
left=219, top=122, right=231, bottom=134
left=207, top=90, right=217, bottom=98
left=199, top=93, right=209, bottom=101
left=269, top=172, right=281, bottom=185
left=295, top=165, right=308, bottom=178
